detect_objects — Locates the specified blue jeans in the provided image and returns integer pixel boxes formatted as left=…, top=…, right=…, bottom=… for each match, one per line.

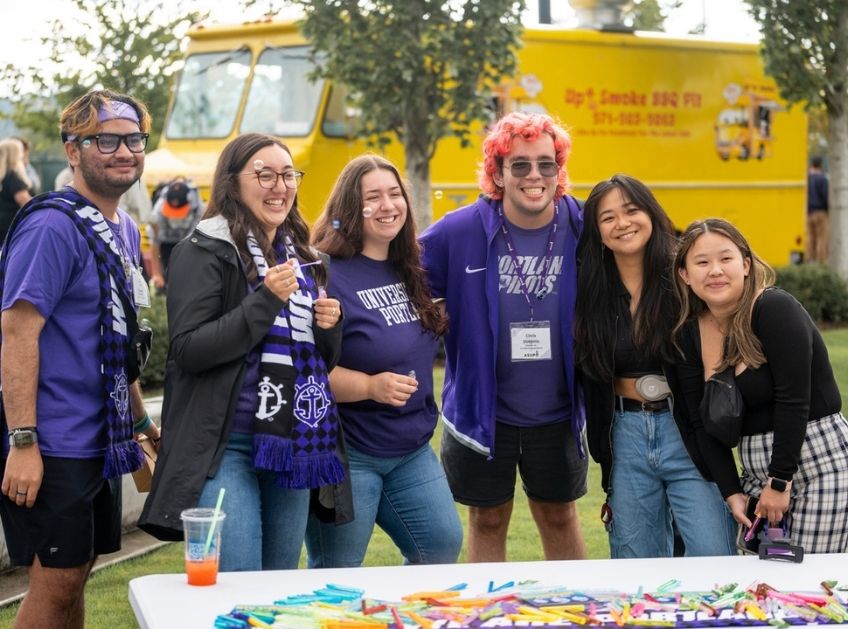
left=197, top=432, right=310, bottom=572
left=305, top=443, right=462, bottom=567
left=607, top=408, right=736, bottom=558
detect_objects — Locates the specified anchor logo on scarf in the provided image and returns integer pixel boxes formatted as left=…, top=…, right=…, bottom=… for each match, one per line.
left=110, top=373, right=130, bottom=421
left=294, top=375, right=330, bottom=428
left=255, top=377, right=288, bottom=421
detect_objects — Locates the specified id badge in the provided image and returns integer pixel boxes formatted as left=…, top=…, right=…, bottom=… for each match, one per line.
left=510, top=320, right=551, bottom=361
left=132, top=266, right=151, bottom=308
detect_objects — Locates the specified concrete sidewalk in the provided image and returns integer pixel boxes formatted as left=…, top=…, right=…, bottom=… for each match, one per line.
left=0, top=529, right=169, bottom=607
left=0, top=395, right=167, bottom=607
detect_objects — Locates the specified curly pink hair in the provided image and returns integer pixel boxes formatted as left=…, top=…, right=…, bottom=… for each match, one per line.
left=478, top=112, right=571, bottom=200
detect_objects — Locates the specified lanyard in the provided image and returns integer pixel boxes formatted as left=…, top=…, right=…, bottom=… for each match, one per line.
left=497, top=202, right=559, bottom=321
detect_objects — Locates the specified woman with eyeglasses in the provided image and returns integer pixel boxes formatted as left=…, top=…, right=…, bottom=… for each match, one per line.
left=140, top=133, right=352, bottom=571
left=0, top=138, right=34, bottom=242
left=305, top=154, right=462, bottom=567
left=575, top=175, right=736, bottom=558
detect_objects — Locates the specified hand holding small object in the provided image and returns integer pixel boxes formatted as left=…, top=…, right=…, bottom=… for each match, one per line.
left=368, top=372, right=418, bottom=407
left=314, top=296, right=341, bottom=329
left=265, top=259, right=299, bottom=302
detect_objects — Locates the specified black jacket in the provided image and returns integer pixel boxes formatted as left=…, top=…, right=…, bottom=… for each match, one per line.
left=139, top=216, right=351, bottom=540
left=582, top=361, right=736, bottom=496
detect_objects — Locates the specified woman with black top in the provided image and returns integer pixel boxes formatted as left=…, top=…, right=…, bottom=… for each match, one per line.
left=674, top=218, right=848, bottom=553
left=576, top=175, right=736, bottom=558
left=0, top=138, right=33, bottom=241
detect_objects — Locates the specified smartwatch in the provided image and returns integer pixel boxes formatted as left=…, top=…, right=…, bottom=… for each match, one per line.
left=8, top=427, right=38, bottom=449
left=768, top=477, right=791, bottom=492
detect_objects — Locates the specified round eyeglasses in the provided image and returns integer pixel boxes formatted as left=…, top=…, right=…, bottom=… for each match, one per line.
left=242, top=169, right=305, bottom=189
left=79, top=133, right=149, bottom=154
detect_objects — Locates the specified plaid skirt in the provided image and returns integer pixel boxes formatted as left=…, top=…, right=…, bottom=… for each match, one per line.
left=740, top=412, right=848, bottom=554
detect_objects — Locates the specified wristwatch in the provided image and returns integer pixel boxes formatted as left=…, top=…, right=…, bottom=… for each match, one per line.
left=8, top=427, right=38, bottom=449
left=768, top=477, right=791, bottom=492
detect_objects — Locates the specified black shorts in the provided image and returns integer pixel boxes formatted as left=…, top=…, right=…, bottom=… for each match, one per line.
left=440, top=421, right=588, bottom=507
left=0, top=456, right=122, bottom=568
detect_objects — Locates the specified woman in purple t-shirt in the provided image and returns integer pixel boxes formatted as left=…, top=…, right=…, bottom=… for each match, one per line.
left=306, top=154, right=463, bottom=567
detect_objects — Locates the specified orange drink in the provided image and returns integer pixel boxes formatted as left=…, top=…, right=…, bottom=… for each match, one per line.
left=180, top=507, right=226, bottom=587
left=185, top=557, right=219, bottom=586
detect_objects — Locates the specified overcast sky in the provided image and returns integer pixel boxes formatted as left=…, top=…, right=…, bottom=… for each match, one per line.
left=0, top=0, right=759, bottom=93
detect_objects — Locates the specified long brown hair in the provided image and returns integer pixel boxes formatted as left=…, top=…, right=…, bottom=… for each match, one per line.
left=312, top=154, right=446, bottom=335
left=204, top=133, right=324, bottom=286
left=672, top=218, right=775, bottom=370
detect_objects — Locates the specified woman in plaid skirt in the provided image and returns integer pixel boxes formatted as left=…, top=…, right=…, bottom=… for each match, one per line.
left=673, top=218, right=848, bottom=553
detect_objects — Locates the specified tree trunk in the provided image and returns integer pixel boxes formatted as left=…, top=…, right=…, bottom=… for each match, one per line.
left=404, top=140, right=433, bottom=230
left=827, top=4, right=848, bottom=275
left=828, top=106, right=848, bottom=274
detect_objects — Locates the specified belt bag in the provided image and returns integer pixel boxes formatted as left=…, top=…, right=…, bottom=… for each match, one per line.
left=699, top=366, right=744, bottom=448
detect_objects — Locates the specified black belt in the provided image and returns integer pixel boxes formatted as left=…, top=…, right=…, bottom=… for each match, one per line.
left=617, top=396, right=670, bottom=412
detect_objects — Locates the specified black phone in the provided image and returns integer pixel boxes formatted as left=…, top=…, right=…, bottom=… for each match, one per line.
left=735, top=496, right=765, bottom=555
left=735, top=495, right=787, bottom=555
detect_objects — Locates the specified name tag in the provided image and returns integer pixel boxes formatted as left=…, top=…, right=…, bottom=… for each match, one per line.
left=132, top=266, right=151, bottom=308
left=510, top=320, right=551, bottom=361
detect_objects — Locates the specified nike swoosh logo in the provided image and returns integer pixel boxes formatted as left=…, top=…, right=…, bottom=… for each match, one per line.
left=465, top=266, right=487, bottom=274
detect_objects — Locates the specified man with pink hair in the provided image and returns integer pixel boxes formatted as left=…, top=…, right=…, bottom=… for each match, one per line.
left=420, top=112, right=588, bottom=562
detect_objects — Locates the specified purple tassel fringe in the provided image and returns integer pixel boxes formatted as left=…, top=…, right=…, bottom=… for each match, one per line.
left=103, top=439, right=145, bottom=479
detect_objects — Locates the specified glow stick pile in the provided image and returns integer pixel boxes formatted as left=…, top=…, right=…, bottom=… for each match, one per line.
left=213, top=579, right=848, bottom=628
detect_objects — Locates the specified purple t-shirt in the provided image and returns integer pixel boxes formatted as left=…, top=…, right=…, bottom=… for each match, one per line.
left=1, top=205, right=141, bottom=458
left=329, top=254, right=439, bottom=457
left=495, top=214, right=571, bottom=426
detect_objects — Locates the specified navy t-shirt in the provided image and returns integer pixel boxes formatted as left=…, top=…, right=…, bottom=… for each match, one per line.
left=329, top=254, right=439, bottom=457
left=495, top=214, right=570, bottom=427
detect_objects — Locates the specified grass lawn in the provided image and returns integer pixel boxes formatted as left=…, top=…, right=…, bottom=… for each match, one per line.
left=2, top=328, right=847, bottom=626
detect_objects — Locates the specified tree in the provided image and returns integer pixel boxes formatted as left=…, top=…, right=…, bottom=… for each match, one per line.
left=745, top=2, right=848, bottom=272
left=626, top=0, right=682, bottom=32
left=287, top=0, right=524, bottom=227
left=1, top=0, right=208, bottom=153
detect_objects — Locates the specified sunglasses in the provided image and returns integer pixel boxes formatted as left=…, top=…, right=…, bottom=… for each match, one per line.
left=79, top=133, right=149, bottom=154
left=507, top=160, right=559, bottom=178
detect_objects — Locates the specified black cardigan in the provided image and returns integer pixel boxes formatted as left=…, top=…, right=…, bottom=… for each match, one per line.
left=676, top=288, right=841, bottom=484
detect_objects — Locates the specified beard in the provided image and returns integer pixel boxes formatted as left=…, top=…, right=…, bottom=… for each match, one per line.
left=77, top=154, right=143, bottom=200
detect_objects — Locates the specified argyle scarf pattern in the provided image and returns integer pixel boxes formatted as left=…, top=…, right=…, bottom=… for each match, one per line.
left=0, top=189, right=144, bottom=478
left=248, top=232, right=344, bottom=489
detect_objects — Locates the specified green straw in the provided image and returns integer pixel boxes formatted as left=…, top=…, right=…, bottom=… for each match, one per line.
left=204, top=487, right=225, bottom=553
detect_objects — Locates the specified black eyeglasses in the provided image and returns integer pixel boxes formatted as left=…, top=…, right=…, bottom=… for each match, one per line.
left=507, top=160, right=559, bottom=178
left=79, top=133, right=149, bottom=154
left=242, top=169, right=305, bottom=189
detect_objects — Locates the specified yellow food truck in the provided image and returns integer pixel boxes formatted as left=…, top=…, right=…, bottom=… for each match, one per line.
left=145, top=19, right=807, bottom=265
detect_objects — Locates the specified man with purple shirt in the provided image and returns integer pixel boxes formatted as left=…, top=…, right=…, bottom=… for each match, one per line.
left=0, top=89, right=160, bottom=628
left=420, top=112, right=588, bottom=562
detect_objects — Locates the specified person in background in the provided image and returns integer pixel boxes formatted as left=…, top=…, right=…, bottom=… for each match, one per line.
left=575, top=175, right=736, bottom=558
left=150, top=176, right=204, bottom=282
left=674, top=218, right=848, bottom=553
left=306, top=154, right=462, bottom=567
left=806, top=156, right=829, bottom=264
left=0, top=138, right=33, bottom=242
left=11, top=137, right=41, bottom=195
left=140, top=133, right=350, bottom=571
left=54, top=164, right=74, bottom=190
left=0, top=89, right=159, bottom=629
left=420, top=112, right=588, bottom=562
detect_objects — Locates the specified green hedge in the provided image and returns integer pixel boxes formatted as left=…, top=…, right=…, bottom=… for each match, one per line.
left=775, top=263, right=848, bottom=323
left=138, top=291, right=168, bottom=390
